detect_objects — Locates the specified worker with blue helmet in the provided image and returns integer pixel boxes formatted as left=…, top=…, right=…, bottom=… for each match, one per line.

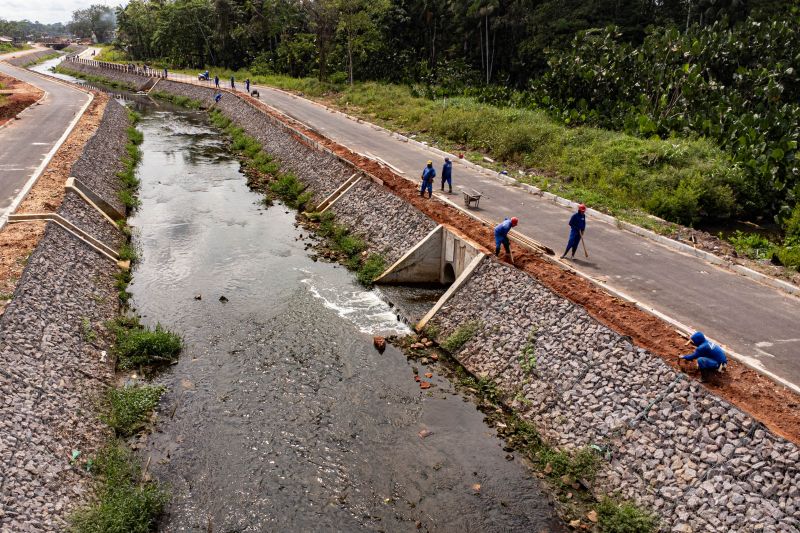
left=680, top=331, right=727, bottom=382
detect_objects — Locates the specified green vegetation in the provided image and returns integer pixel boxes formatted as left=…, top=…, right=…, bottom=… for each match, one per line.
left=118, top=242, right=138, bottom=263
left=102, top=386, right=165, bottom=437
left=311, top=211, right=386, bottom=286
left=81, top=317, right=97, bottom=343
left=22, top=51, right=61, bottom=67
left=111, top=318, right=183, bottom=370
left=269, top=174, right=313, bottom=210
left=118, top=113, right=143, bottom=212
left=54, top=65, right=139, bottom=92
left=440, top=320, right=481, bottom=353
left=69, top=443, right=168, bottom=533
left=519, top=327, right=538, bottom=374
left=114, top=269, right=132, bottom=304
left=596, top=498, right=659, bottom=533
left=151, top=91, right=204, bottom=110
left=539, top=446, right=600, bottom=483
left=95, top=45, right=130, bottom=63
left=0, top=292, right=13, bottom=301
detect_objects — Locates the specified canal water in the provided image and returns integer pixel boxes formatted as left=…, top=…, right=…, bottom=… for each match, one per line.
left=120, top=101, right=561, bottom=531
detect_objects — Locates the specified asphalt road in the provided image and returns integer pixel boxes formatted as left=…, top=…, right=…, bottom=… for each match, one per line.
left=221, top=80, right=800, bottom=389
left=0, top=52, right=90, bottom=225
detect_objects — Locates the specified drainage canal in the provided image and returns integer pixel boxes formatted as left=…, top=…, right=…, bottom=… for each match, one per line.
left=120, top=101, right=561, bottom=530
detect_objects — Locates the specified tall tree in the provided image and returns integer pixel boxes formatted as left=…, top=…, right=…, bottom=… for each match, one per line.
left=335, top=0, right=390, bottom=83
left=68, top=4, right=117, bottom=43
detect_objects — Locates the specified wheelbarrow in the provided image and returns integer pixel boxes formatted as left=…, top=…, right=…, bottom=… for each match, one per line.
left=463, top=188, right=482, bottom=208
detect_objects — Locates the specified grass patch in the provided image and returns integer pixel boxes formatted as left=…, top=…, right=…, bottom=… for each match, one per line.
left=151, top=91, right=204, bottom=110
left=111, top=317, right=182, bottom=370
left=118, top=243, right=138, bottom=263
left=54, top=65, right=138, bottom=91
left=69, top=442, right=168, bottom=533
left=94, top=45, right=131, bottom=64
left=23, top=51, right=61, bottom=67
left=538, top=446, right=600, bottom=483
left=102, top=385, right=165, bottom=438
left=595, top=498, right=659, bottom=533
left=356, top=254, right=385, bottom=286
left=115, top=270, right=132, bottom=304
left=117, top=112, right=143, bottom=212
left=440, top=320, right=481, bottom=353
left=519, top=327, right=538, bottom=374
left=81, top=317, right=97, bottom=343
left=269, top=173, right=313, bottom=210
left=0, top=292, right=13, bottom=300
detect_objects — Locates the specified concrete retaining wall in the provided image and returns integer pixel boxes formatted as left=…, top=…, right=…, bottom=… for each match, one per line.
left=0, top=99, right=129, bottom=530
left=57, top=63, right=800, bottom=533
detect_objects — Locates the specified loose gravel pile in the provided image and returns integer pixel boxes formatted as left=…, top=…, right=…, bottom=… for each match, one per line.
left=0, top=98, right=129, bottom=530
left=429, top=259, right=800, bottom=532
left=62, top=63, right=800, bottom=532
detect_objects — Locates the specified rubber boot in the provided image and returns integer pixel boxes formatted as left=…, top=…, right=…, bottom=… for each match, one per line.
left=699, top=368, right=713, bottom=383
left=449, top=187, right=452, bottom=193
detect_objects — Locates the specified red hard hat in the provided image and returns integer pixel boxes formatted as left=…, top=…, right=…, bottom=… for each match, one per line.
left=510, top=217, right=519, bottom=226
left=578, top=204, right=586, bottom=212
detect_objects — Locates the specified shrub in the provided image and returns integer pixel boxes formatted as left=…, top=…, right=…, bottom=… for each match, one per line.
left=356, top=254, right=385, bottom=286
left=269, top=173, right=312, bottom=209
left=70, top=443, right=168, bottom=533
left=441, top=321, right=481, bottom=353
left=595, top=498, right=659, bottom=533
left=102, top=386, right=164, bottom=437
left=727, top=231, right=774, bottom=259
left=538, top=446, right=600, bottom=482
left=113, top=321, right=182, bottom=370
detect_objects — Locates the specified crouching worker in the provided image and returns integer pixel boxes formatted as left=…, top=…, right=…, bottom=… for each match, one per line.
left=680, top=331, right=727, bottom=382
left=494, top=217, right=518, bottom=257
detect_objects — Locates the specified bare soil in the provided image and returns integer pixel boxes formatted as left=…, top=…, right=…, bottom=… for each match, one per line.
left=0, top=73, right=44, bottom=126
left=242, top=93, right=800, bottom=446
left=0, top=92, right=108, bottom=315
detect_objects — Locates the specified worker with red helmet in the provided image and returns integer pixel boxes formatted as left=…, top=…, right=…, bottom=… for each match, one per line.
left=494, top=217, right=518, bottom=257
left=560, top=204, right=587, bottom=259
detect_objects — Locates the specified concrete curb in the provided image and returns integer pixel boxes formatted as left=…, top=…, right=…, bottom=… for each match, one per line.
left=256, top=83, right=800, bottom=298
left=0, top=61, right=94, bottom=232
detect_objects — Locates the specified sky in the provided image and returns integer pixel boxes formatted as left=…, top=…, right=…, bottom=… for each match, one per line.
left=0, top=0, right=126, bottom=25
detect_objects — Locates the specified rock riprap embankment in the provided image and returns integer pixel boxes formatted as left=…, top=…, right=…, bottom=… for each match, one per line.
left=5, top=49, right=59, bottom=67
left=428, top=259, right=799, bottom=533
left=57, top=62, right=800, bottom=533
left=0, top=100, right=130, bottom=531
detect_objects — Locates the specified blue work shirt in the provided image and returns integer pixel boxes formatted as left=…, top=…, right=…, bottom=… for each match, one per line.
left=442, top=161, right=452, bottom=180
left=422, top=166, right=436, bottom=182
left=682, top=334, right=727, bottom=366
left=494, top=218, right=513, bottom=239
left=569, top=212, right=586, bottom=234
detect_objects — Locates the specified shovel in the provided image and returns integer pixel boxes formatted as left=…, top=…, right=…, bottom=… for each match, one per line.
left=580, top=231, right=589, bottom=258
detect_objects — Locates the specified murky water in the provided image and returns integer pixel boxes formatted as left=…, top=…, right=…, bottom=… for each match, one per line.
left=127, top=105, right=562, bottom=531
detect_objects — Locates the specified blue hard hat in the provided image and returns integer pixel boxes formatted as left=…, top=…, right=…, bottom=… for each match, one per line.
left=690, top=331, right=706, bottom=346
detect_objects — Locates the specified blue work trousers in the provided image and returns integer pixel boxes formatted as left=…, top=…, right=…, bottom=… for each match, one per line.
left=565, top=230, right=582, bottom=256
left=420, top=178, right=433, bottom=196
left=495, top=236, right=510, bottom=255
left=696, top=357, right=721, bottom=370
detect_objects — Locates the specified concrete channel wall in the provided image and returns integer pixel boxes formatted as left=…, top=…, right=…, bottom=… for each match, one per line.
left=58, top=64, right=800, bottom=533
left=0, top=99, right=129, bottom=531
left=4, top=49, right=60, bottom=67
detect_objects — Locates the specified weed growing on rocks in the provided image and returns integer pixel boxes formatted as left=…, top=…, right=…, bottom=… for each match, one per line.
left=269, top=173, right=313, bottom=210
left=117, top=112, right=143, bottom=212
left=69, top=442, right=168, bottom=533
left=118, top=243, right=138, bottom=263
left=441, top=320, right=481, bottom=353
left=102, top=385, right=165, bottom=438
left=54, top=65, right=138, bottom=91
left=538, top=446, right=600, bottom=484
left=81, top=317, right=97, bottom=343
left=596, top=498, right=659, bottom=533
left=111, top=317, right=183, bottom=370
left=151, top=91, right=203, bottom=109
left=519, top=327, right=539, bottom=375
left=114, top=270, right=132, bottom=304
left=356, top=254, right=386, bottom=286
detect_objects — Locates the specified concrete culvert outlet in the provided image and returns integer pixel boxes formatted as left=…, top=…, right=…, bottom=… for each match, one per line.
left=443, top=263, right=456, bottom=284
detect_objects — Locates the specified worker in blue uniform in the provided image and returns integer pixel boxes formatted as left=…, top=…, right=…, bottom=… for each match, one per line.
left=441, top=157, right=453, bottom=193
left=560, top=204, right=587, bottom=259
left=680, top=331, right=728, bottom=382
left=420, top=160, right=436, bottom=198
left=494, top=217, right=518, bottom=257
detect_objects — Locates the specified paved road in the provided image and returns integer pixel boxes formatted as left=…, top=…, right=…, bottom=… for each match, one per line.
left=0, top=52, right=90, bottom=226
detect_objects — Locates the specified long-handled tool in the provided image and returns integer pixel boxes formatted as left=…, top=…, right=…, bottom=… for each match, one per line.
left=580, top=231, right=589, bottom=258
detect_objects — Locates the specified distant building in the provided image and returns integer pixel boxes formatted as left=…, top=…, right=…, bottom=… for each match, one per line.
left=0, top=36, right=13, bottom=44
